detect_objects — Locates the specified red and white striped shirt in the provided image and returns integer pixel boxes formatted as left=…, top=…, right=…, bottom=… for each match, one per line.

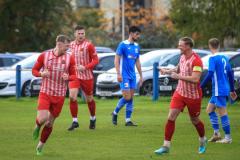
left=70, top=40, right=99, bottom=80
left=32, top=49, right=76, bottom=96
left=175, top=52, right=203, bottom=99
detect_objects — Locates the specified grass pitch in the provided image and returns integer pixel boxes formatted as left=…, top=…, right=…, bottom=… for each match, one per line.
left=0, top=96, right=240, bottom=160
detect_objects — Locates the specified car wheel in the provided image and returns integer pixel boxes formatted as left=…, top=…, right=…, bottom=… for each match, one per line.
left=139, top=80, right=152, bottom=96
left=21, top=81, right=31, bottom=97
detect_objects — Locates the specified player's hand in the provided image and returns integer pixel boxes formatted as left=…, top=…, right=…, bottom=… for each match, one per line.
left=77, top=65, right=86, bottom=71
left=62, top=73, right=69, bottom=81
left=159, top=68, right=167, bottom=75
left=40, top=69, right=50, bottom=78
left=138, top=76, right=143, bottom=87
left=171, top=72, right=179, bottom=79
left=230, top=91, right=238, bottom=101
left=117, top=73, right=122, bottom=82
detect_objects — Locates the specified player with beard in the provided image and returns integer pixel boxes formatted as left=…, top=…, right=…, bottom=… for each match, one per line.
left=111, top=26, right=143, bottom=126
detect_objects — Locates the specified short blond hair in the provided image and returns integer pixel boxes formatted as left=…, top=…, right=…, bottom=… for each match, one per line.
left=56, top=35, right=70, bottom=43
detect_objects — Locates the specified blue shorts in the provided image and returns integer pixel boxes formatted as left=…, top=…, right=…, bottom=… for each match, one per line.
left=120, top=78, right=136, bottom=90
left=209, top=96, right=227, bottom=108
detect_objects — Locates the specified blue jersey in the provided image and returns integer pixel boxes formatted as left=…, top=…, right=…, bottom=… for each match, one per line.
left=116, top=40, right=140, bottom=79
left=208, top=54, right=232, bottom=96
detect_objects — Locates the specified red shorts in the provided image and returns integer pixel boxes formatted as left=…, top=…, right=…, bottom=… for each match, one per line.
left=69, top=79, right=94, bottom=95
left=37, top=93, right=65, bottom=118
left=170, top=91, right=202, bottom=117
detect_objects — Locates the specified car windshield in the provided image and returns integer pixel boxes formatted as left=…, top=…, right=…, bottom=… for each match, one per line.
left=201, top=52, right=237, bottom=68
left=140, top=51, right=176, bottom=67
left=11, top=54, right=40, bottom=69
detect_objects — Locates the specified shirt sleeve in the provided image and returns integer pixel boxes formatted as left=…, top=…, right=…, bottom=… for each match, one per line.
left=68, top=55, right=77, bottom=81
left=208, top=57, right=215, bottom=72
left=84, top=43, right=99, bottom=70
left=192, top=57, right=203, bottom=72
left=32, top=53, right=44, bottom=77
left=116, top=42, right=124, bottom=56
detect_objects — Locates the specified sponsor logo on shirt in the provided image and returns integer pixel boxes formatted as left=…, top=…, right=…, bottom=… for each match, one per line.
left=128, top=54, right=136, bottom=59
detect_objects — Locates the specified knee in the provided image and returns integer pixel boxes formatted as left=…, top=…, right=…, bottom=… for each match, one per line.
left=206, top=107, right=213, bottom=114
left=70, top=96, right=77, bottom=102
left=86, top=95, right=93, bottom=102
left=123, top=95, right=131, bottom=101
left=190, top=117, right=200, bottom=125
left=45, top=120, right=53, bottom=127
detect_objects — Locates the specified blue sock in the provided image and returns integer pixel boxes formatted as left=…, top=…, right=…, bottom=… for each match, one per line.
left=114, top=97, right=128, bottom=114
left=221, top=115, right=231, bottom=135
left=126, top=99, right=133, bottom=120
left=209, top=112, right=219, bottom=132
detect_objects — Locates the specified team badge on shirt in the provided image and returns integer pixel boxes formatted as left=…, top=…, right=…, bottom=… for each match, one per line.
left=124, top=82, right=129, bottom=88
left=135, top=48, right=138, bottom=53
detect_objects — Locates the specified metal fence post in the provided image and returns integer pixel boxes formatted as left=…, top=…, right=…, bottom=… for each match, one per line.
left=152, top=62, right=159, bottom=101
left=16, top=65, right=21, bottom=99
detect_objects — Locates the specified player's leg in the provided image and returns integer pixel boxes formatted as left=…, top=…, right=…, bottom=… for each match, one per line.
left=68, top=80, right=80, bottom=131
left=37, top=113, right=55, bottom=155
left=33, top=93, right=50, bottom=140
left=112, top=79, right=131, bottom=125
left=206, top=97, right=221, bottom=142
left=216, top=96, right=232, bottom=143
left=36, top=96, right=64, bottom=155
left=187, top=98, right=206, bottom=154
left=155, top=92, right=183, bottom=155
left=81, top=79, right=96, bottom=129
left=125, top=89, right=137, bottom=126
left=155, top=108, right=181, bottom=155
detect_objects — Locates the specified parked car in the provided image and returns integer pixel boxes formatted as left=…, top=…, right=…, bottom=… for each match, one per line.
left=0, top=54, right=24, bottom=68
left=0, top=53, right=40, bottom=96
left=30, top=53, right=116, bottom=96
left=159, top=51, right=240, bottom=96
left=96, top=46, right=114, bottom=53
left=96, top=49, right=210, bottom=97
left=14, top=52, right=39, bottom=58
left=234, top=69, right=240, bottom=100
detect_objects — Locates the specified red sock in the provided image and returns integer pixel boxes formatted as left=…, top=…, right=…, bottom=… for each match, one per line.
left=70, top=100, right=78, bottom=118
left=87, top=100, right=96, bottom=117
left=36, top=119, right=41, bottom=127
left=165, top=120, right=175, bottom=141
left=194, top=121, right=205, bottom=137
left=40, top=126, right=53, bottom=143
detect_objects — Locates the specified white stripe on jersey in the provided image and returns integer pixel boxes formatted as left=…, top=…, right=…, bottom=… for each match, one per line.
left=214, top=72, right=218, bottom=96
left=40, top=50, right=70, bottom=96
left=70, top=40, right=93, bottom=80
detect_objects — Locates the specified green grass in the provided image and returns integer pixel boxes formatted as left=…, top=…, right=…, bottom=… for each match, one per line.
left=0, top=96, right=240, bottom=160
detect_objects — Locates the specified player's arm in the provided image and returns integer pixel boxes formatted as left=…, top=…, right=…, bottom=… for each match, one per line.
left=68, top=55, right=77, bottom=81
left=172, top=71, right=202, bottom=83
left=84, top=44, right=99, bottom=70
left=159, top=65, right=179, bottom=75
left=115, top=43, right=124, bottom=82
left=136, top=58, right=143, bottom=86
left=171, top=59, right=202, bottom=83
left=201, top=57, right=215, bottom=87
left=32, top=53, right=49, bottom=77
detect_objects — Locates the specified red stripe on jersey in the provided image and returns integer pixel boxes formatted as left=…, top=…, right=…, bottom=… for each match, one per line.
left=70, top=40, right=97, bottom=80
left=176, top=52, right=203, bottom=99
left=40, top=50, right=71, bottom=96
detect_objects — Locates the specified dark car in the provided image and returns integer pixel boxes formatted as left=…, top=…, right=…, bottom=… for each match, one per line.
left=30, top=53, right=116, bottom=96
left=159, top=51, right=240, bottom=96
left=0, top=54, right=24, bottom=68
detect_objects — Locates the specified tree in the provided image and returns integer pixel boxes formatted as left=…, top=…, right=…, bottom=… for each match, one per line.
left=170, top=0, right=240, bottom=48
left=0, top=0, right=73, bottom=52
